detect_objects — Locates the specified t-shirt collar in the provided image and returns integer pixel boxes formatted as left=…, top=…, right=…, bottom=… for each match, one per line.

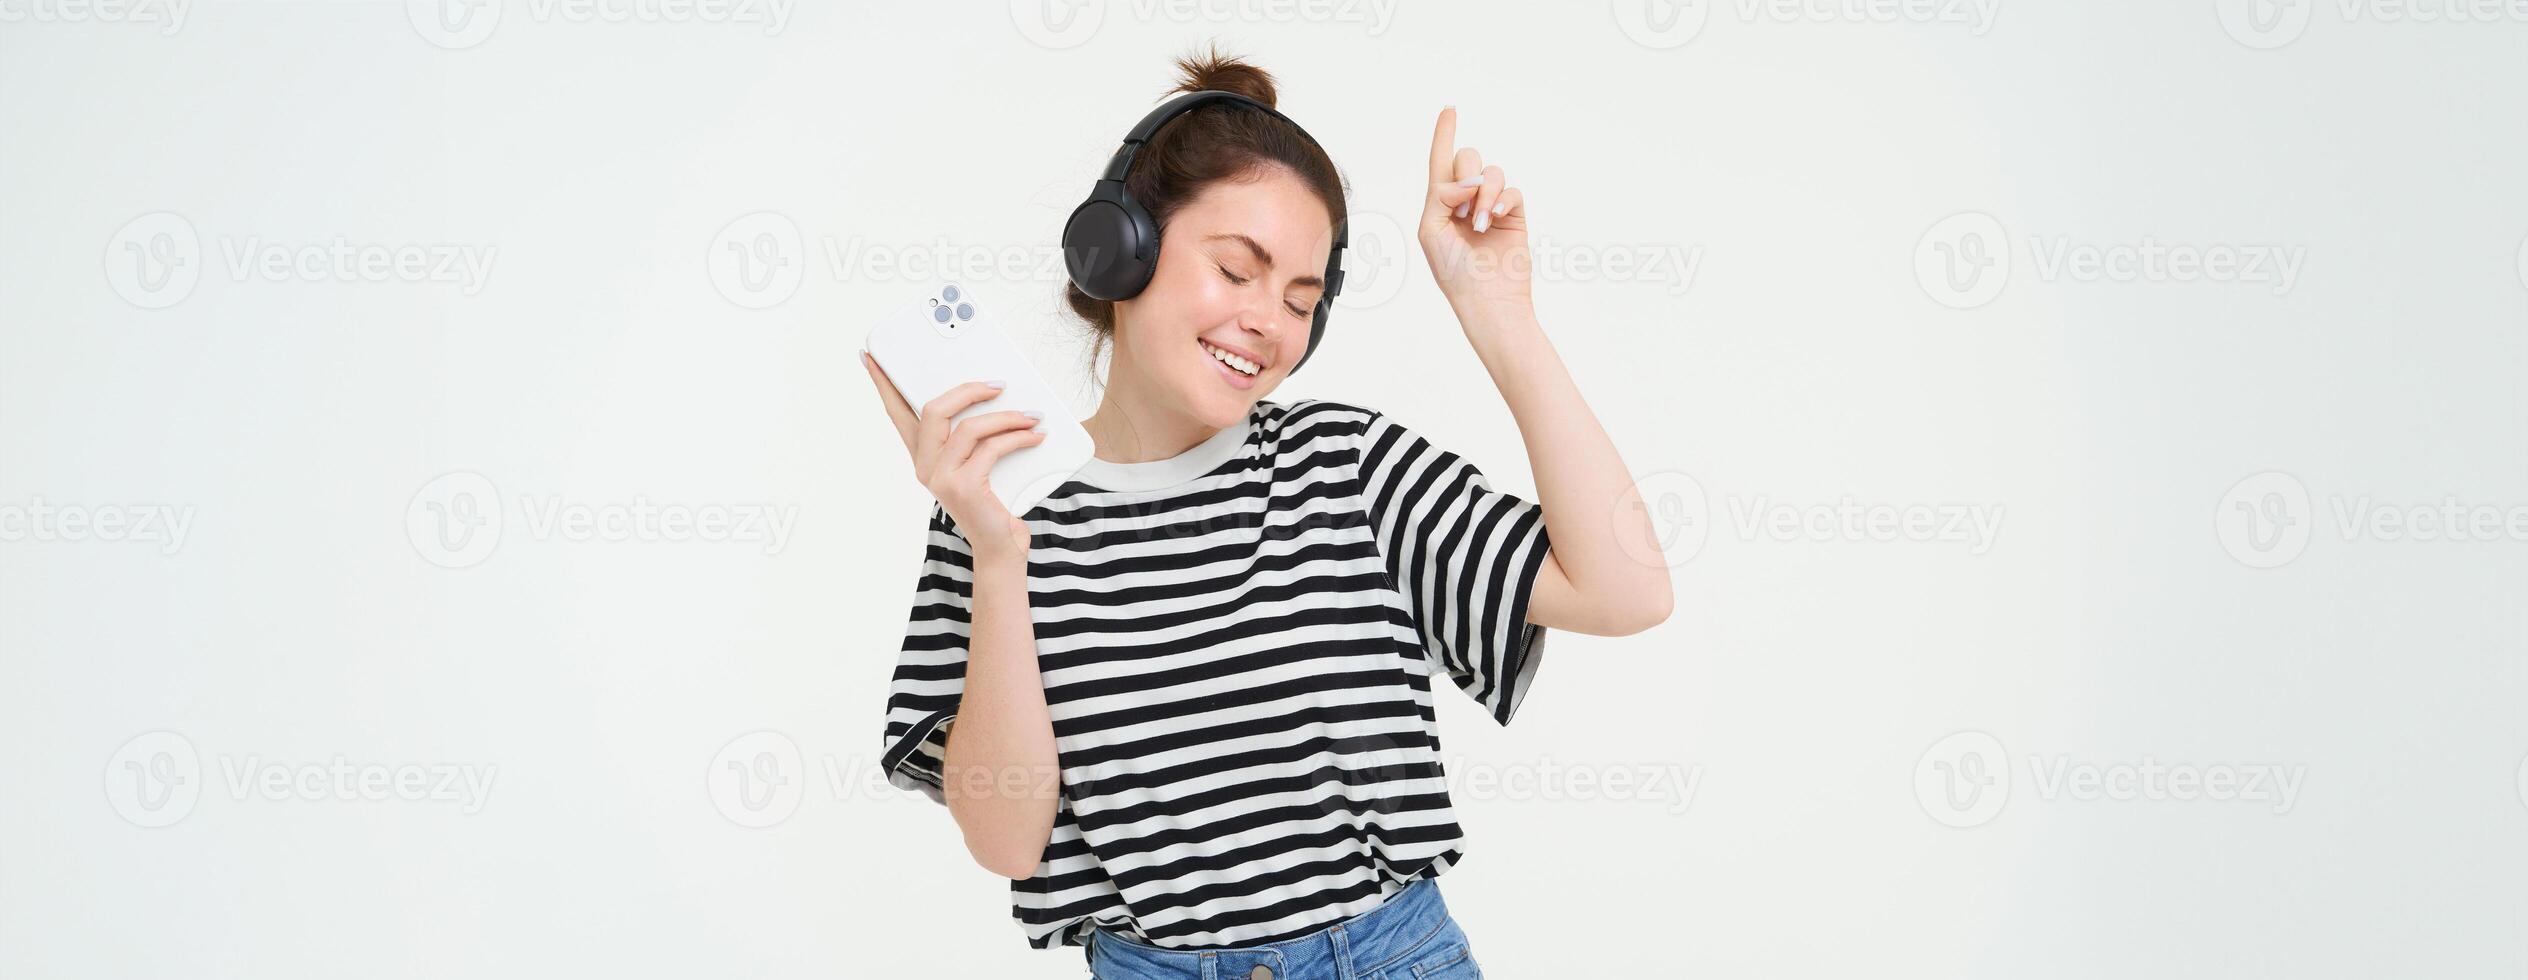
left=1070, top=403, right=1260, bottom=493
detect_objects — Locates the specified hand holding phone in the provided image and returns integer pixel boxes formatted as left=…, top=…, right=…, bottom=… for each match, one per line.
left=862, top=359, right=1040, bottom=562
left=862, top=283, right=1095, bottom=557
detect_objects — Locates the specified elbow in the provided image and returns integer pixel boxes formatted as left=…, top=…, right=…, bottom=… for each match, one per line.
left=969, top=839, right=1045, bottom=880
left=1610, top=585, right=1674, bottom=636
left=955, top=807, right=1054, bottom=880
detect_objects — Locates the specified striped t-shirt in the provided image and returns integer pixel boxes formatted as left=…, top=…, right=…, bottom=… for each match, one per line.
left=878, top=397, right=1552, bottom=950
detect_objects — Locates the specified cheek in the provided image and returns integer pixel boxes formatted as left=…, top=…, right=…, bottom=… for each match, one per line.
left=1141, top=257, right=1237, bottom=334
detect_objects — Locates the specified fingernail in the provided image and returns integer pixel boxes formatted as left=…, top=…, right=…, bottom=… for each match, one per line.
left=1491, top=202, right=1508, bottom=216
left=1023, top=410, right=1043, bottom=422
left=1454, top=203, right=1469, bottom=218
left=1456, top=175, right=1486, bottom=186
left=1473, top=211, right=1490, bottom=233
left=986, top=380, right=1007, bottom=389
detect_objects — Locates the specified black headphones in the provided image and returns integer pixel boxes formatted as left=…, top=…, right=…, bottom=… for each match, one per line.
left=1061, top=90, right=1347, bottom=376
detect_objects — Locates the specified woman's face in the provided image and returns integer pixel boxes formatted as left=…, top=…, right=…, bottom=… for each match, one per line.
left=1111, top=165, right=1334, bottom=429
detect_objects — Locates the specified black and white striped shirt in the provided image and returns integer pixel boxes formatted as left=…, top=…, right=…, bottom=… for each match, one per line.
left=878, top=398, right=1552, bottom=950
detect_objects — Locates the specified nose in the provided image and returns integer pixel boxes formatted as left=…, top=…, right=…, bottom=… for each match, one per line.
left=1235, top=300, right=1289, bottom=366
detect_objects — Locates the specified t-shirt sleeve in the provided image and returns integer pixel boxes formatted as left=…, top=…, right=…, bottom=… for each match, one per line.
left=1353, top=405, right=1553, bottom=726
left=878, top=501, right=975, bottom=805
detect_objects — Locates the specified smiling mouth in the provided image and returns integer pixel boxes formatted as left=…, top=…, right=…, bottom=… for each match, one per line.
left=1199, top=338, right=1263, bottom=377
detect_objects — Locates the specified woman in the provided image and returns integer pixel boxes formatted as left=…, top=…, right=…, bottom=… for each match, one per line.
left=859, top=50, right=1671, bottom=977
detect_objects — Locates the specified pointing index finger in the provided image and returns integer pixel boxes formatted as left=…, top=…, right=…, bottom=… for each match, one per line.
left=1428, top=106, right=1458, bottom=184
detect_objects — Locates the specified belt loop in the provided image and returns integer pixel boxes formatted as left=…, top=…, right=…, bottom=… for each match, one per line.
left=1330, top=923, right=1353, bottom=980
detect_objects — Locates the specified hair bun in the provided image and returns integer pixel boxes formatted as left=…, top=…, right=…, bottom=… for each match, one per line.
left=1170, top=46, right=1277, bottom=108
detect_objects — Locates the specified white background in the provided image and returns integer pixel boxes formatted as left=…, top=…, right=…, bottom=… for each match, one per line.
left=4, top=1, right=2526, bottom=977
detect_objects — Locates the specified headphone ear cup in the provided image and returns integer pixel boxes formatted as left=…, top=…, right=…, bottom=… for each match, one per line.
left=1063, top=190, right=1160, bottom=302
left=1289, top=245, right=1343, bottom=376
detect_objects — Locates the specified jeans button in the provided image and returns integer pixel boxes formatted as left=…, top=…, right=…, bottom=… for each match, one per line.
left=1250, top=967, right=1272, bottom=980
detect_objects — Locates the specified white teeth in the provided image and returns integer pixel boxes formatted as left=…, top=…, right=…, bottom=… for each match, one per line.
left=1201, top=340, right=1260, bottom=377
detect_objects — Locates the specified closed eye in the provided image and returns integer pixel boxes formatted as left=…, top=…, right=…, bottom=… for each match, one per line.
left=1220, top=266, right=1313, bottom=320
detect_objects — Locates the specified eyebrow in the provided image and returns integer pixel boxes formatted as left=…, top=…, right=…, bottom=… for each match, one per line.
left=1204, top=233, right=1324, bottom=290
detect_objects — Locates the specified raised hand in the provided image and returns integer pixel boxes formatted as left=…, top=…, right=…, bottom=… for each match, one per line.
left=1419, top=106, right=1534, bottom=321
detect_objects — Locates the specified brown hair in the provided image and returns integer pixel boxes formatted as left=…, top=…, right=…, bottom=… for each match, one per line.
left=1067, top=45, right=1349, bottom=379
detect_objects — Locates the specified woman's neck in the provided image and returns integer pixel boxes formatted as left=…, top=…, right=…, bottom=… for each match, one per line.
left=1081, top=365, right=1219, bottom=465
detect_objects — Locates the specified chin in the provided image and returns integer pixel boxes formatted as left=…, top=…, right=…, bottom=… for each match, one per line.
left=1185, top=383, right=1257, bottom=427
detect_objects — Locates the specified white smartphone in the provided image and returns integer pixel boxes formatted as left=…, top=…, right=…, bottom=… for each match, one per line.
left=864, top=282, right=1095, bottom=523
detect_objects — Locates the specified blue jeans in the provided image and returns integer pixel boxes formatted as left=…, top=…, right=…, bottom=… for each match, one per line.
left=1083, top=877, right=1486, bottom=980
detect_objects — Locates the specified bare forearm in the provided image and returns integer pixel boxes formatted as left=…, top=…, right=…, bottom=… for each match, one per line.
left=940, top=550, right=1060, bottom=879
left=1461, top=304, right=1671, bottom=612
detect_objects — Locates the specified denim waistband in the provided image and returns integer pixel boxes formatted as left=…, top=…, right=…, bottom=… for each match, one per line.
left=1086, top=876, right=1459, bottom=980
